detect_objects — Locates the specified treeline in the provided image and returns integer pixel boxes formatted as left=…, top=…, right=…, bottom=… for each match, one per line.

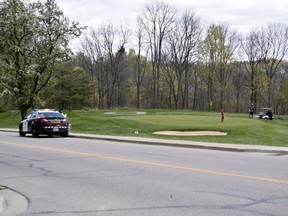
left=76, top=1, right=288, bottom=114
left=1, top=0, right=288, bottom=117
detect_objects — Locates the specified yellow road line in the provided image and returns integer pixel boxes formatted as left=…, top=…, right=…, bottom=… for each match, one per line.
left=1, top=141, right=288, bottom=184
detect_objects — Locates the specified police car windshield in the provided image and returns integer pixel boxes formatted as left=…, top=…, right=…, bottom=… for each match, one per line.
left=39, top=112, right=64, bottom=118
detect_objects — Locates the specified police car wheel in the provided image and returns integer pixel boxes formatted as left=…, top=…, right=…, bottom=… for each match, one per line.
left=47, top=133, right=53, bottom=137
left=60, top=132, right=68, bottom=137
left=19, top=131, right=26, bottom=137
left=19, top=125, right=26, bottom=137
left=32, top=127, right=39, bottom=137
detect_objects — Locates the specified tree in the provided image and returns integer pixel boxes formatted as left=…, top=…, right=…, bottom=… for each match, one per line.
left=80, top=28, right=107, bottom=109
left=278, top=66, right=288, bottom=114
left=80, top=23, right=129, bottom=109
left=42, top=61, right=95, bottom=110
left=201, top=24, right=240, bottom=109
left=230, top=61, right=246, bottom=112
left=139, top=0, right=176, bottom=108
left=0, top=0, right=85, bottom=119
left=241, top=29, right=262, bottom=109
left=129, top=18, right=149, bottom=108
left=165, top=9, right=201, bottom=109
left=241, top=24, right=288, bottom=110
left=258, top=23, right=288, bottom=107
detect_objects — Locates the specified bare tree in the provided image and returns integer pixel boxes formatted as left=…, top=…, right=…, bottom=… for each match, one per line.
left=231, top=61, right=247, bottom=112
left=161, top=52, right=177, bottom=108
left=139, top=0, right=176, bottom=108
left=241, top=24, right=288, bottom=110
left=80, top=23, right=129, bottom=109
left=80, top=28, right=107, bottom=108
left=165, top=9, right=201, bottom=109
left=241, top=29, right=263, bottom=110
left=130, top=18, right=148, bottom=108
left=106, top=24, right=129, bottom=108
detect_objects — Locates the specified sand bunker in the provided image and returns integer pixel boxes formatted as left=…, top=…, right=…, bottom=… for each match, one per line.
left=153, top=131, right=227, bottom=136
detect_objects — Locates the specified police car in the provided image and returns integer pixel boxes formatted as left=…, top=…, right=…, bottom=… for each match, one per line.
left=19, top=109, right=69, bottom=137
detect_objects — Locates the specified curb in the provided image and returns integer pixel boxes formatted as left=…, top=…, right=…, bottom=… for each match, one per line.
left=1, top=128, right=288, bottom=154
left=68, top=133, right=288, bottom=154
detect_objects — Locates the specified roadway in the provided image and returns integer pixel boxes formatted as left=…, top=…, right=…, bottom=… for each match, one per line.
left=0, top=131, right=288, bottom=215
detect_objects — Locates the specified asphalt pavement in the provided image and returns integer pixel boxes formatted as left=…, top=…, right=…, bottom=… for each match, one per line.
left=1, top=128, right=288, bottom=215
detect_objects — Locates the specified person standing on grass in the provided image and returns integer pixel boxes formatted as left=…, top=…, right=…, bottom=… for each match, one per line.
left=220, top=107, right=225, bottom=123
left=249, top=103, right=255, bottom=118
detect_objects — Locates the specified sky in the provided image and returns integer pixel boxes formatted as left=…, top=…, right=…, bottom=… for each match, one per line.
left=55, top=0, right=288, bottom=51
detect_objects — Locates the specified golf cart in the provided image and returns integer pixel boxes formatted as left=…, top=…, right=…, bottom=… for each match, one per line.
left=257, top=108, right=273, bottom=120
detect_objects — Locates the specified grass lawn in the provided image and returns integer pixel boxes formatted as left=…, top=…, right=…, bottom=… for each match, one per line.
left=0, top=109, right=287, bottom=147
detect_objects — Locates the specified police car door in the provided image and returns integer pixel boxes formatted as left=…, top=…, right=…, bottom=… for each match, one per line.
left=28, top=112, right=38, bottom=132
left=24, top=113, right=33, bottom=132
left=22, top=114, right=30, bottom=132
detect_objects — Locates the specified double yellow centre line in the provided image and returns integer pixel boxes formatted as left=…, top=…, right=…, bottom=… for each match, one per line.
left=1, top=141, right=288, bottom=184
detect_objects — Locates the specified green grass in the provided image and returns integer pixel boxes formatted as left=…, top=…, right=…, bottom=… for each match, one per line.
left=0, top=109, right=288, bottom=147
